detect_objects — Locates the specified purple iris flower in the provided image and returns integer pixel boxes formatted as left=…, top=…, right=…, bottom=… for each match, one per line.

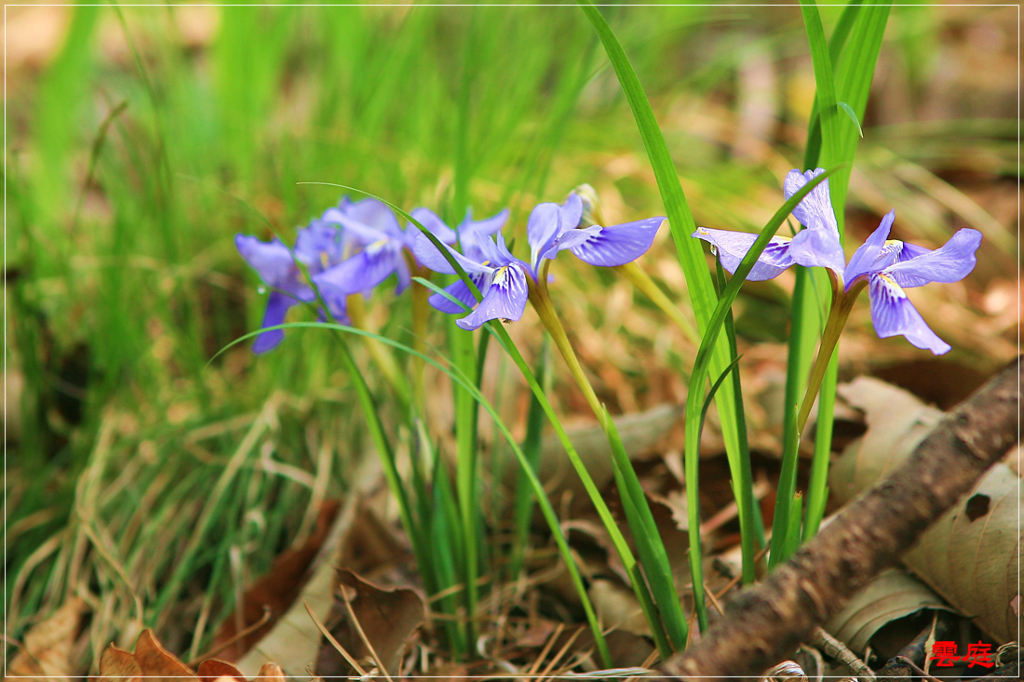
left=411, top=228, right=531, bottom=331
left=411, top=192, right=664, bottom=330
left=693, top=168, right=983, bottom=355
left=527, top=193, right=665, bottom=275
left=236, top=220, right=348, bottom=353
left=313, top=197, right=415, bottom=299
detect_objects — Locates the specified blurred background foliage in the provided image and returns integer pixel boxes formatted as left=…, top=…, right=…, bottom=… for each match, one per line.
left=6, top=2, right=1017, bottom=670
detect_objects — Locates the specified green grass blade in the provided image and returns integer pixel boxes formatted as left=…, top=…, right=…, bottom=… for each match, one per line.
left=684, top=169, right=836, bottom=630
left=800, top=0, right=841, bottom=174
left=509, top=337, right=551, bottom=581
left=786, top=0, right=891, bottom=554
left=485, top=323, right=675, bottom=659
left=579, top=0, right=761, bottom=588
left=431, top=451, right=469, bottom=653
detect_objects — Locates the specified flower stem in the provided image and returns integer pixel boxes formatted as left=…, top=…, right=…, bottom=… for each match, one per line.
left=409, top=262, right=430, bottom=412
left=346, top=293, right=413, bottom=408
left=527, top=276, right=690, bottom=651
left=795, top=292, right=855, bottom=435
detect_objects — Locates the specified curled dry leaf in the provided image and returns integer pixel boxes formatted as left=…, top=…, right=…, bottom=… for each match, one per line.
left=98, top=645, right=142, bottom=682
left=315, top=570, right=425, bottom=677
left=196, top=659, right=246, bottom=682
left=831, top=376, right=1022, bottom=643
left=213, top=500, right=341, bottom=660
left=99, top=630, right=281, bottom=682
left=9, top=596, right=86, bottom=681
left=252, top=662, right=285, bottom=682
left=823, top=567, right=951, bottom=654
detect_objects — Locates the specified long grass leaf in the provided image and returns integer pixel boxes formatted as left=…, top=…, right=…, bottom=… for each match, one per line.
left=578, top=0, right=761, bottom=589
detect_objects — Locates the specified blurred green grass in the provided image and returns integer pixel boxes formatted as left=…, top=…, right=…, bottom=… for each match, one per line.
left=6, top=3, right=1017, bottom=671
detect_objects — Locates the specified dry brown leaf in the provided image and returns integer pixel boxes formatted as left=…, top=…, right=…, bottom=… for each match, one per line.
left=252, top=662, right=285, bottom=682
left=315, top=570, right=425, bottom=677
left=589, top=579, right=649, bottom=637
left=213, top=500, right=341, bottom=660
left=831, top=377, right=1022, bottom=643
left=98, top=645, right=142, bottom=682
left=195, top=659, right=246, bottom=682
left=233, top=488, right=383, bottom=677
left=9, top=596, right=86, bottom=681
left=99, top=630, right=282, bottom=682
left=823, top=567, right=951, bottom=653
left=133, top=629, right=196, bottom=681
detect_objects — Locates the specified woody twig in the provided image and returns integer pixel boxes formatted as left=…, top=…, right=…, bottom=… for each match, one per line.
left=659, top=357, right=1020, bottom=680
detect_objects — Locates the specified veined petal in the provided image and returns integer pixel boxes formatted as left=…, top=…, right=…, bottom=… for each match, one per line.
left=429, top=275, right=486, bottom=313
left=543, top=225, right=601, bottom=259
left=253, top=292, right=295, bottom=354
left=456, top=264, right=529, bottom=330
left=409, top=207, right=457, bottom=244
left=562, top=217, right=663, bottom=267
left=869, top=273, right=951, bottom=355
left=784, top=168, right=840, bottom=238
left=844, top=211, right=896, bottom=287
left=407, top=231, right=492, bottom=275
left=313, top=246, right=400, bottom=295
left=692, top=227, right=795, bottom=281
left=883, top=228, right=982, bottom=289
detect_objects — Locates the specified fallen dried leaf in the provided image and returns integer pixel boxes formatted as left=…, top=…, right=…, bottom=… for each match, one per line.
left=253, top=662, right=285, bottom=682
left=133, top=630, right=196, bottom=682
left=315, top=570, right=425, bottom=677
left=9, top=596, right=86, bottom=681
left=832, top=377, right=1022, bottom=643
left=195, top=659, right=246, bottom=682
left=97, top=645, right=142, bottom=682
left=213, top=500, right=341, bottom=660
left=823, top=567, right=951, bottom=653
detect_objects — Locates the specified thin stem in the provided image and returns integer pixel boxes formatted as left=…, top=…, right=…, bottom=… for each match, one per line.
left=615, top=262, right=700, bottom=346
left=346, top=293, right=413, bottom=409
left=408, top=259, right=430, bottom=412
left=795, top=288, right=857, bottom=434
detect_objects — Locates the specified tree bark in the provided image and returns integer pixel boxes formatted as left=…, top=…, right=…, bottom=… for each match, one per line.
left=659, top=357, right=1020, bottom=680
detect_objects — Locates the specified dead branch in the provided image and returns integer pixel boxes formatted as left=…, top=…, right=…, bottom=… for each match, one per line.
left=659, top=357, right=1020, bottom=680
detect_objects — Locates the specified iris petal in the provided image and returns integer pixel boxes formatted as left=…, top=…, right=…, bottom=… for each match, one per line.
left=456, top=265, right=529, bottom=330
left=295, top=221, right=344, bottom=273
left=409, top=207, right=457, bottom=244
left=844, top=211, right=896, bottom=286
left=235, top=235, right=303, bottom=293
left=784, top=168, right=840, bottom=238
left=692, top=227, right=795, bottom=281
left=884, top=228, right=982, bottom=289
left=253, top=292, right=295, bottom=354
left=527, top=194, right=583, bottom=272
left=527, top=202, right=563, bottom=272
left=869, top=273, right=951, bottom=355
left=460, top=208, right=509, bottom=239
left=429, top=276, right=486, bottom=313
left=563, top=217, right=663, bottom=267
left=408, top=231, right=492, bottom=275
left=313, top=247, right=401, bottom=295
